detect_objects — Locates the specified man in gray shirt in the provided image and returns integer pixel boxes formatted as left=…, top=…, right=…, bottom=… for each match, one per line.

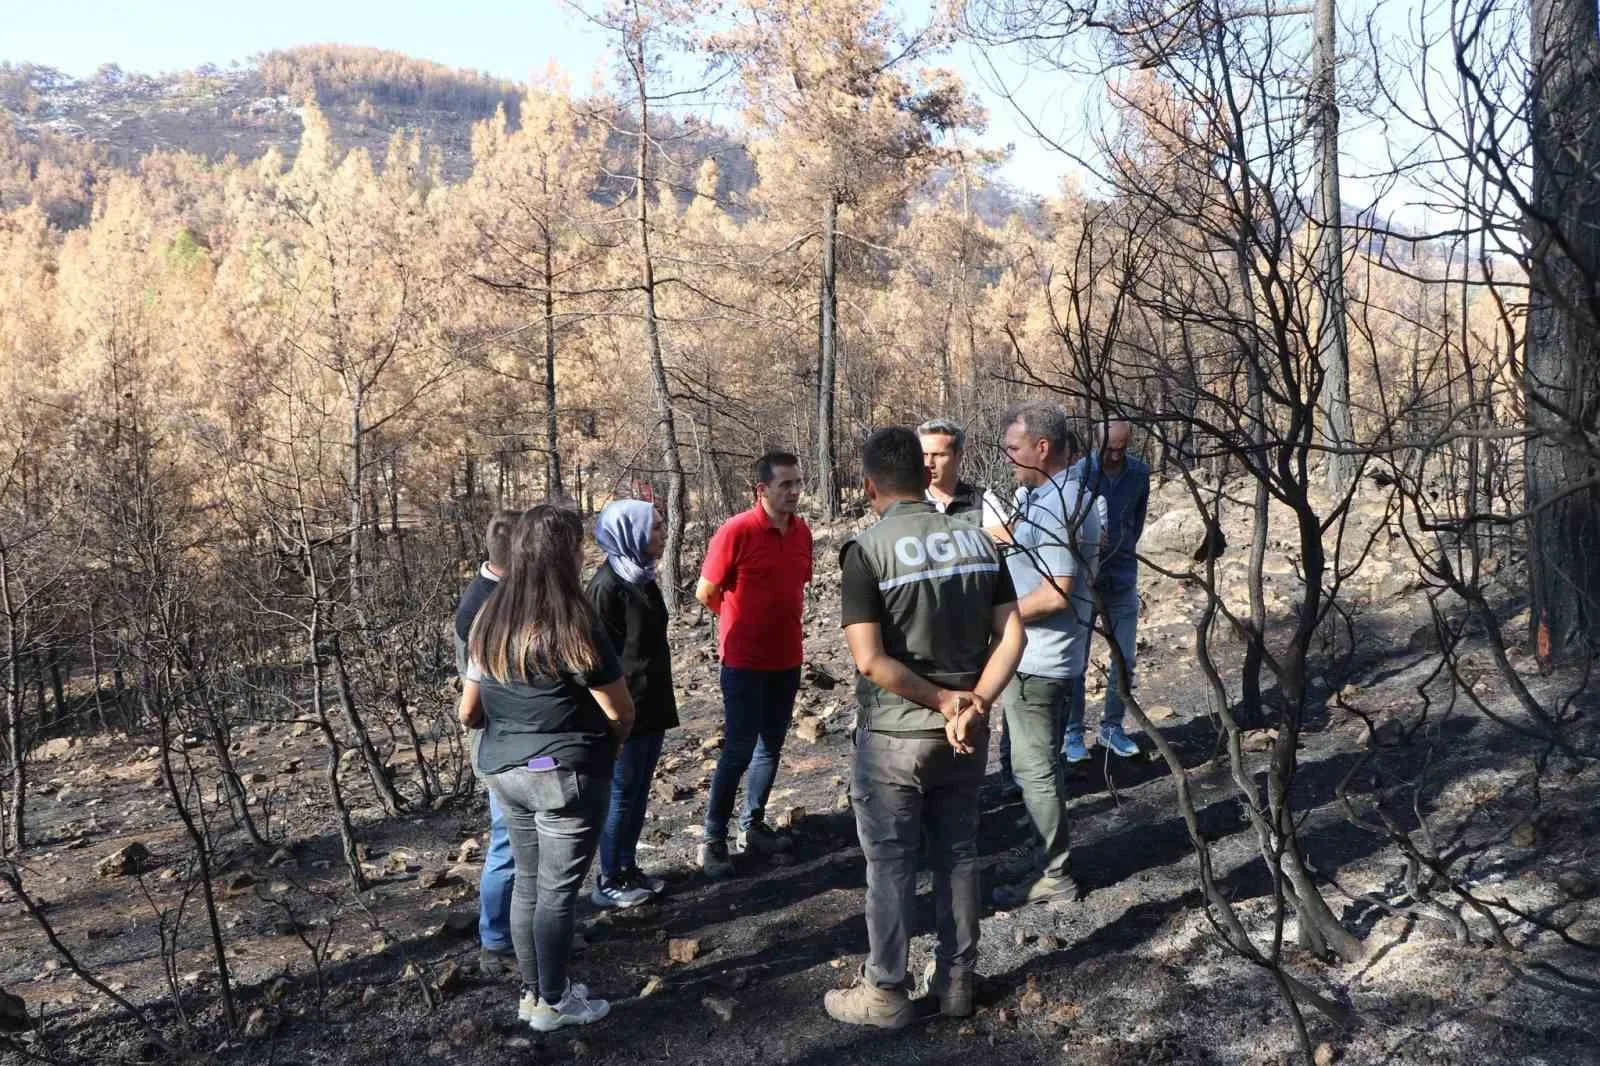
left=992, top=401, right=1101, bottom=908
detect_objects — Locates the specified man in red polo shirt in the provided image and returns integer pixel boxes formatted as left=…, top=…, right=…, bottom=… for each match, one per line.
left=694, top=451, right=813, bottom=879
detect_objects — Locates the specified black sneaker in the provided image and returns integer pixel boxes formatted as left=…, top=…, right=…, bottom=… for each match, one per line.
left=623, top=866, right=666, bottom=895
left=591, top=875, right=653, bottom=909
left=738, top=823, right=792, bottom=854
left=479, top=947, right=517, bottom=977
left=698, top=839, right=735, bottom=880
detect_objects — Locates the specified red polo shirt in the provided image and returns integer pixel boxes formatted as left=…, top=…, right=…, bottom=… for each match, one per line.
left=701, top=504, right=813, bottom=670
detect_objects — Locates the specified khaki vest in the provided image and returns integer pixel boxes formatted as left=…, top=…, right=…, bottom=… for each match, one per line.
left=845, top=500, right=1005, bottom=733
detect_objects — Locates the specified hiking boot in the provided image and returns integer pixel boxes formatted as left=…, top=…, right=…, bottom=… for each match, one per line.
left=1062, top=734, right=1090, bottom=763
left=522, top=981, right=610, bottom=1031
left=623, top=866, right=666, bottom=895
left=1100, top=725, right=1140, bottom=758
left=738, top=822, right=792, bottom=854
left=479, top=946, right=517, bottom=978
left=992, top=872, right=1082, bottom=909
left=698, top=839, right=736, bottom=880
left=917, top=960, right=975, bottom=1018
left=591, top=874, right=653, bottom=910
left=823, top=977, right=913, bottom=1029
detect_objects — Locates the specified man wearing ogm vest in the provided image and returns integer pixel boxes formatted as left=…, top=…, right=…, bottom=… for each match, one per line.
left=824, top=427, right=1027, bottom=1029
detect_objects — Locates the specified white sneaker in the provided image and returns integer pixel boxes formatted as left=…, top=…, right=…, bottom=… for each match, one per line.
left=524, top=981, right=610, bottom=1031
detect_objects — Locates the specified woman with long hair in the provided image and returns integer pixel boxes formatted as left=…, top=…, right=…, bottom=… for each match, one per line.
left=460, top=505, right=634, bottom=1032
left=587, top=499, right=678, bottom=908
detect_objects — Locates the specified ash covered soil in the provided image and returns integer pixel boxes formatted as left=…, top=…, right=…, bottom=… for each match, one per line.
left=4, top=477, right=1599, bottom=1066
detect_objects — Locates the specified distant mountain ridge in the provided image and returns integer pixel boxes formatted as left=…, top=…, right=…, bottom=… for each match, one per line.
left=6, top=46, right=627, bottom=180
left=0, top=43, right=1035, bottom=228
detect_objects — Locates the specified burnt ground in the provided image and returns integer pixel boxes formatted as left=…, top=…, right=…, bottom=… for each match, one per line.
left=4, top=480, right=1600, bottom=1066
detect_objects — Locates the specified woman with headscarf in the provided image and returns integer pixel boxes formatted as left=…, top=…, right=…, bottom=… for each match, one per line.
left=586, top=498, right=679, bottom=908
left=459, top=505, right=634, bottom=1031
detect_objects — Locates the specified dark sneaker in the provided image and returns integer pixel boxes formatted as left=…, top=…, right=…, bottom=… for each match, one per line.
left=698, top=839, right=736, bottom=880
left=992, top=873, right=1082, bottom=908
left=623, top=866, right=666, bottom=895
left=591, top=875, right=653, bottom=910
left=479, top=947, right=517, bottom=978
left=738, top=823, right=792, bottom=854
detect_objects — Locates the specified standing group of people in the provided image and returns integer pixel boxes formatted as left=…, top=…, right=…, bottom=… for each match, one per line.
left=452, top=409, right=1149, bottom=1033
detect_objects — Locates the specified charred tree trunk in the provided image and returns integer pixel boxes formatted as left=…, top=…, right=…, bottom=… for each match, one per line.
left=1, top=545, right=25, bottom=854
left=349, top=387, right=365, bottom=604
left=177, top=639, right=267, bottom=847
left=1526, top=0, right=1600, bottom=657
left=816, top=193, right=841, bottom=519
left=1314, top=0, right=1355, bottom=494
left=329, top=633, right=404, bottom=816
left=152, top=690, right=239, bottom=1033
left=310, top=598, right=367, bottom=891
left=543, top=238, right=565, bottom=502
left=627, top=22, right=687, bottom=612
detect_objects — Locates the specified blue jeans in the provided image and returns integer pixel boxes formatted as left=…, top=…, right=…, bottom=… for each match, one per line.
left=480, top=789, right=515, bottom=952
left=599, top=731, right=665, bottom=878
left=1065, top=574, right=1139, bottom=743
left=704, top=666, right=801, bottom=840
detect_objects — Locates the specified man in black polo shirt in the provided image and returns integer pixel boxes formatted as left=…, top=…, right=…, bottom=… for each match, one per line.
left=454, top=508, right=521, bottom=976
left=918, top=417, right=1023, bottom=800
left=823, top=427, right=1026, bottom=1029
left=918, top=417, right=1009, bottom=530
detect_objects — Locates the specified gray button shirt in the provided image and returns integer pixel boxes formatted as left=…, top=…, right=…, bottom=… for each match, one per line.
left=1006, top=469, right=1102, bottom=679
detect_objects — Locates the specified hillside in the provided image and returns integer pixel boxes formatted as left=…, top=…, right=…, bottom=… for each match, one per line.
left=0, top=45, right=1035, bottom=228
left=2, top=476, right=1597, bottom=1066
left=0, top=46, right=756, bottom=201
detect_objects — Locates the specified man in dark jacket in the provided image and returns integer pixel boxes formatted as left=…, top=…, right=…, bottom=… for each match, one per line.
left=1062, top=421, right=1150, bottom=761
left=918, top=417, right=1021, bottom=800
left=917, top=417, right=1009, bottom=530
left=824, top=427, right=1026, bottom=1029
left=454, top=509, right=521, bottom=976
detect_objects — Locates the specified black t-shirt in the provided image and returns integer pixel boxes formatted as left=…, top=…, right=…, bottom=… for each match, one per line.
left=469, top=623, right=622, bottom=779
left=453, top=571, right=499, bottom=675
left=839, top=541, right=1018, bottom=627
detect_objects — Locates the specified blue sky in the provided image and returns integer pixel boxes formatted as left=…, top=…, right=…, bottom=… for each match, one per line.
left=0, top=0, right=1092, bottom=196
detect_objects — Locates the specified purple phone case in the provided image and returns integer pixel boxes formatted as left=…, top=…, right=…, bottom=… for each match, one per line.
left=526, top=756, right=559, bottom=772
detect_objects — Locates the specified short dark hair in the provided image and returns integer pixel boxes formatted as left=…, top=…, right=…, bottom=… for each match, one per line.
left=755, top=450, right=800, bottom=485
left=1003, top=401, right=1072, bottom=461
left=862, top=427, right=926, bottom=497
left=916, top=417, right=965, bottom=453
left=485, top=508, right=522, bottom=571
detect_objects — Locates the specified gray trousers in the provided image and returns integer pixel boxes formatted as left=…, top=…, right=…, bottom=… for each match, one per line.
left=1004, top=673, right=1074, bottom=879
left=484, top=764, right=607, bottom=1000
left=850, top=729, right=986, bottom=990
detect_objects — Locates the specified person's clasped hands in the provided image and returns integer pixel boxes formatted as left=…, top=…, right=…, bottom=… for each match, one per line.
left=936, top=689, right=989, bottom=755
